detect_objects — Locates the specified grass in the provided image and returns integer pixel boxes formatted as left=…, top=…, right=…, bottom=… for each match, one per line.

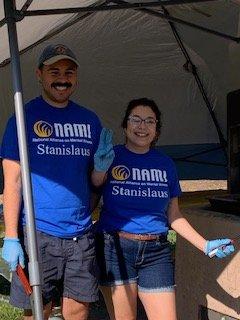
left=0, top=301, right=23, bottom=320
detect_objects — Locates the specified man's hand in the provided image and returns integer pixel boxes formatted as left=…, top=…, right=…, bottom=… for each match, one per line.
left=94, top=128, right=115, bottom=172
left=204, top=238, right=235, bottom=258
left=2, top=238, right=25, bottom=271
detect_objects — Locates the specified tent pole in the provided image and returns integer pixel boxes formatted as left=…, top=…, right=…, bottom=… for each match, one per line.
left=112, top=0, right=228, bottom=158
left=110, top=1, right=239, bottom=41
left=17, top=0, right=218, bottom=17
left=3, top=1, right=44, bottom=319
left=161, top=5, right=227, bottom=159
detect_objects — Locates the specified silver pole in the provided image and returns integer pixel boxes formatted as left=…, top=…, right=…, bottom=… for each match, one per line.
left=3, top=1, right=44, bottom=319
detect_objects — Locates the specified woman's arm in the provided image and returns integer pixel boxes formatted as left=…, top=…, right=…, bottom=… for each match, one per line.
left=167, top=197, right=207, bottom=252
left=91, top=170, right=107, bottom=187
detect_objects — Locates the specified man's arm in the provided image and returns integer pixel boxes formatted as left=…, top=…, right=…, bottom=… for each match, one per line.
left=1, top=158, right=25, bottom=271
left=91, top=170, right=107, bottom=187
left=2, top=158, right=22, bottom=238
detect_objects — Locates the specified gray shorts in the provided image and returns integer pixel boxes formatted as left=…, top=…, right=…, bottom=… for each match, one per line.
left=10, top=228, right=99, bottom=309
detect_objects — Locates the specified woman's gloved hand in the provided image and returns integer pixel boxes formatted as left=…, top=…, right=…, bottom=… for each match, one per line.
left=94, top=128, right=115, bottom=172
left=204, top=238, right=235, bottom=258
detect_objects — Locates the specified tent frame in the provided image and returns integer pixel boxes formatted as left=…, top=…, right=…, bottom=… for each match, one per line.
left=113, top=0, right=228, bottom=159
left=161, top=5, right=227, bottom=157
left=4, top=1, right=43, bottom=319
left=2, top=0, right=234, bottom=318
left=1, top=0, right=240, bottom=43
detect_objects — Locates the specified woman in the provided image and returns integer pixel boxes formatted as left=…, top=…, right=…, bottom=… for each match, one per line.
left=92, top=98, right=234, bottom=320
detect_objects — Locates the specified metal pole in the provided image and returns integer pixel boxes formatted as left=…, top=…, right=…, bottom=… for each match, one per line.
left=111, top=0, right=228, bottom=158
left=17, top=0, right=218, bottom=17
left=3, top=1, right=44, bottom=319
left=111, top=1, right=239, bottom=43
left=161, top=5, right=227, bottom=159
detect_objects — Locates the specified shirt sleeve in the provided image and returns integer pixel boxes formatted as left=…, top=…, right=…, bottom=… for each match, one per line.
left=0, top=115, right=20, bottom=161
left=91, top=114, right=102, bottom=157
left=168, top=161, right=181, bottom=198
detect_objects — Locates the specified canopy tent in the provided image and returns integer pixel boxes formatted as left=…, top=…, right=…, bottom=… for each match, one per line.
left=1, top=1, right=240, bottom=318
left=1, top=1, right=240, bottom=146
left=1, top=1, right=240, bottom=178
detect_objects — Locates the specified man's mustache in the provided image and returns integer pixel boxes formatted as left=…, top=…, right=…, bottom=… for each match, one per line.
left=51, top=82, right=72, bottom=88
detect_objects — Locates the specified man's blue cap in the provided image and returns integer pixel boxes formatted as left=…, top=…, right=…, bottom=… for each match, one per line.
left=38, top=44, right=79, bottom=68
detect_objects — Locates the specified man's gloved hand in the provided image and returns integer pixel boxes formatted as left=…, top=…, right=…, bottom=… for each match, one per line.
left=204, top=238, right=235, bottom=258
left=94, top=128, right=115, bottom=172
left=2, top=238, right=25, bottom=271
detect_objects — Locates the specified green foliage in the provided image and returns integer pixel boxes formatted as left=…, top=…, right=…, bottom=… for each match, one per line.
left=167, top=229, right=176, bottom=253
left=167, top=229, right=176, bottom=245
left=0, top=301, right=23, bottom=320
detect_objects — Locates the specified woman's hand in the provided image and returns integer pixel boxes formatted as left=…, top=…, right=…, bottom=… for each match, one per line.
left=204, top=239, right=235, bottom=258
left=94, top=128, right=115, bottom=172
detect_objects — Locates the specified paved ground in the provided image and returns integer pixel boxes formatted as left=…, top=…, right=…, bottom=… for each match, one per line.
left=180, top=179, right=227, bottom=192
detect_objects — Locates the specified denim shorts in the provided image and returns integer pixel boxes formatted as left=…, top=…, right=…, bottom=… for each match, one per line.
left=10, top=228, right=99, bottom=309
left=96, top=232, right=175, bottom=292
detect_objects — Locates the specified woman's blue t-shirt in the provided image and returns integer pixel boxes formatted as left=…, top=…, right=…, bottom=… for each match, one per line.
left=98, top=145, right=181, bottom=235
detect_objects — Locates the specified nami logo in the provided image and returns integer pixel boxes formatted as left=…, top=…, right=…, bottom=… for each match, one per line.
left=33, top=121, right=92, bottom=138
left=112, top=165, right=168, bottom=183
left=34, top=121, right=53, bottom=138
left=112, top=165, right=130, bottom=181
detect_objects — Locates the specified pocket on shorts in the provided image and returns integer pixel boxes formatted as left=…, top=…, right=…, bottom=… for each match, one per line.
left=104, top=232, right=118, bottom=246
left=96, top=233, right=117, bottom=263
left=148, top=240, right=171, bottom=257
left=88, top=231, right=96, bottom=247
left=82, top=231, right=96, bottom=259
left=155, top=240, right=170, bottom=248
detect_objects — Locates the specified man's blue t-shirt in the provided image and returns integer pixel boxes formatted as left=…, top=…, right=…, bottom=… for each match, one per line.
left=1, top=96, right=102, bottom=238
left=98, top=145, right=181, bottom=235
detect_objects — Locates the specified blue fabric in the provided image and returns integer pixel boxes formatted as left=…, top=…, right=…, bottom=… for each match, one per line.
left=1, top=96, right=102, bottom=237
left=98, top=145, right=181, bottom=234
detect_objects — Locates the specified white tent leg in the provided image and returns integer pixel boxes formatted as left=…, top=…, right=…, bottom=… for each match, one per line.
left=4, top=1, right=44, bottom=319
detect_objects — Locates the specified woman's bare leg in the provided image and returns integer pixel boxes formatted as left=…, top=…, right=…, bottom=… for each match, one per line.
left=101, top=283, right=138, bottom=320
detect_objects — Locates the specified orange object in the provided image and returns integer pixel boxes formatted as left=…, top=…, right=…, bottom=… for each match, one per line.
left=16, top=265, right=33, bottom=296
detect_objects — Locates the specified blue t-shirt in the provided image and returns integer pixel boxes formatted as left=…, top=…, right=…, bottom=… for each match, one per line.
left=1, top=96, right=102, bottom=237
left=98, top=145, right=181, bottom=234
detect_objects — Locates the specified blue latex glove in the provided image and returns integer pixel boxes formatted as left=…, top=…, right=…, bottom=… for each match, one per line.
left=94, top=128, right=115, bottom=172
left=204, top=238, right=235, bottom=258
left=2, top=238, right=25, bottom=271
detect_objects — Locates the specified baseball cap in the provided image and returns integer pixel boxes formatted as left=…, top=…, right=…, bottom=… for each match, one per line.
left=38, top=44, right=79, bottom=68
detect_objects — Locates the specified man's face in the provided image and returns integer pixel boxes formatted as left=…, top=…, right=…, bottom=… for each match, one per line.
left=36, top=59, right=78, bottom=107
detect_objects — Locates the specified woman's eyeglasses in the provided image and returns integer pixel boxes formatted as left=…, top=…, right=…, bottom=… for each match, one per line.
left=127, top=115, right=158, bottom=127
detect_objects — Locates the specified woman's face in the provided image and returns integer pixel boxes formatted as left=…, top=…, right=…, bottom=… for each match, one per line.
left=125, top=105, right=158, bottom=153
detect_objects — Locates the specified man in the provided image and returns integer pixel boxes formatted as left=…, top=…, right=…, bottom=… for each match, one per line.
left=1, top=44, right=114, bottom=320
